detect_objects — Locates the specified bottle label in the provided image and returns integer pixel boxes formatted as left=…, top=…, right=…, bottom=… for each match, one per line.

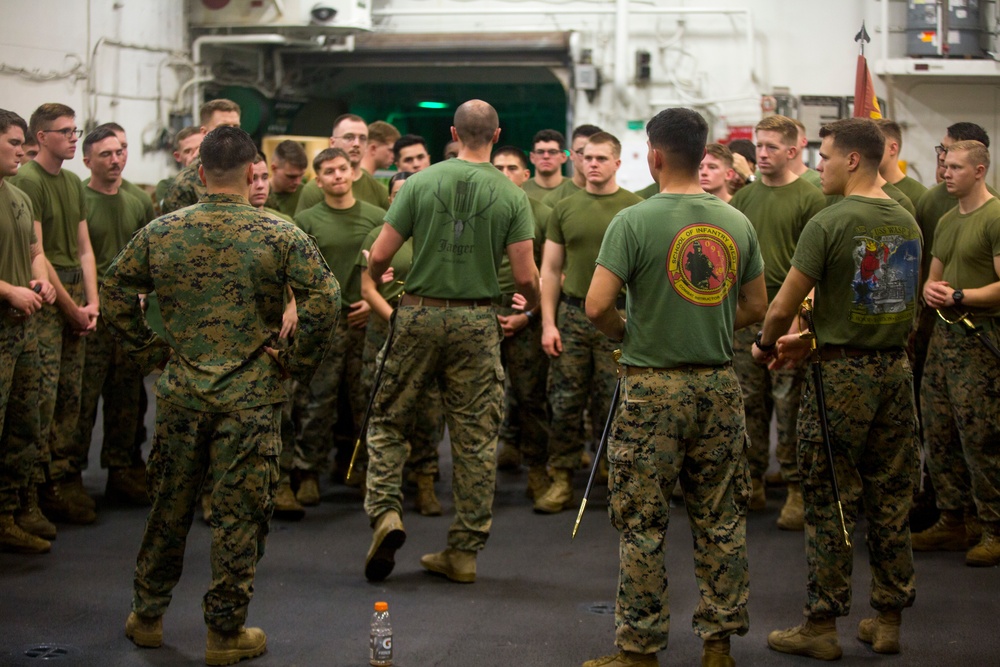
left=370, top=632, right=392, bottom=663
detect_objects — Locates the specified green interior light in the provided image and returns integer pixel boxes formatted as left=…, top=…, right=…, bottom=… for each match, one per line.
left=417, top=101, right=450, bottom=110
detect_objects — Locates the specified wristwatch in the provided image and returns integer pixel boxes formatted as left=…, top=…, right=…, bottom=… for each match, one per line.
left=953, top=289, right=964, bottom=306
left=754, top=330, right=776, bottom=352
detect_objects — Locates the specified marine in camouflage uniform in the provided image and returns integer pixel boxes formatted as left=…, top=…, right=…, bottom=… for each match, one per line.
left=102, top=127, right=340, bottom=639
left=159, top=155, right=206, bottom=214
left=758, top=119, right=919, bottom=659
left=583, top=108, right=766, bottom=667
left=363, top=100, right=539, bottom=583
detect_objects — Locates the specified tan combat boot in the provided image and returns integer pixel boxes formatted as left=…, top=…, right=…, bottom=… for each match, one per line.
left=776, top=483, right=804, bottom=531
left=16, top=486, right=56, bottom=540
left=295, top=471, right=320, bottom=506
left=857, top=609, right=901, bottom=654
left=414, top=473, right=442, bottom=516
left=768, top=616, right=842, bottom=660
left=702, top=637, right=735, bottom=667
left=533, top=467, right=574, bottom=514
left=272, top=478, right=305, bottom=521
left=497, top=443, right=522, bottom=471
left=420, top=547, right=477, bottom=583
left=582, top=650, right=659, bottom=666
left=125, top=611, right=163, bottom=648
left=106, top=466, right=150, bottom=505
left=525, top=465, right=551, bottom=500
left=62, top=472, right=96, bottom=510
left=39, top=481, right=96, bottom=525
left=749, top=477, right=767, bottom=511
left=365, top=510, right=406, bottom=582
left=911, top=510, right=967, bottom=551
left=0, top=514, right=51, bottom=554
left=966, top=524, right=1000, bottom=567
left=205, top=626, right=266, bottom=666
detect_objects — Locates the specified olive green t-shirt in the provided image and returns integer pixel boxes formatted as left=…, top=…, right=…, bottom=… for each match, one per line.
left=893, top=175, right=928, bottom=210
left=84, top=187, right=149, bottom=278
left=264, top=206, right=293, bottom=223
left=498, top=197, right=550, bottom=294
left=0, top=181, right=36, bottom=287
left=522, top=178, right=561, bottom=201
left=932, top=196, right=1000, bottom=318
left=357, top=224, right=412, bottom=304
left=295, top=170, right=389, bottom=215
left=798, top=168, right=822, bottom=189
left=730, top=177, right=826, bottom=301
left=385, top=159, right=534, bottom=300
left=295, top=199, right=384, bottom=304
left=634, top=182, right=659, bottom=199
left=792, top=196, right=922, bottom=348
left=597, top=193, right=764, bottom=368
left=84, top=176, right=155, bottom=225
left=9, top=160, right=86, bottom=269
left=826, top=182, right=915, bottom=217
left=266, top=184, right=304, bottom=219
left=547, top=188, right=644, bottom=299
left=540, top=178, right=581, bottom=207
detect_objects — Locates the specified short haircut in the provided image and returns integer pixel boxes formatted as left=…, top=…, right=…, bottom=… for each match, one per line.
left=82, top=126, right=120, bottom=156
left=253, top=152, right=266, bottom=165
left=874, top=118, right=902, bottom=148
left=368, top=120, right=401, bottom=145
left=97, top=121, right=126, bottom=136
left=453, top=100, right=499, bottom=149
left=645, top=108, right=708, bottom=173
left=728, top=139, right=756, bottom=166
left=173, top=126, right=200, bottom=151
left=199, top=126, right=258, bottom=180
left=0, top=108, right=28, bottom=136
left=755, top=115, right=799, bottom=146
left=819, top=118, right=885, bottom=166
left=23, top=136, right=38, bottom=148
left=29, top=103, right=75, bottom=138
left=705, top=142, right=735, bottom=169
left=947, top=122, right=990, bottom=148
left=332, top=113, right=365, bottom=134
left=586, top=131, right=622, bottom=159
left=492, top=145, right=529, bottom=170
left=947, top=139, right=990, bottom=173
left=199, top=99, right=241, bottom=126
left=791, top=118, right=807, bottom=134
left=532, top=129, right=566, bottom=149
left=312, top=147, right=350, bottom=173
left=571, top=124, right=603, bottom=142
left=389, top=170, right=413, bottom=190
left=272, top=139, right=308, bottom=169
left=393, top=134, right=428, bottom=162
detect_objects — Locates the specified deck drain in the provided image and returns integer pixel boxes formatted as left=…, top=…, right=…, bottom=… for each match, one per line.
left=23, top=644, right=74, bottom=660
left=582, top=601, right=616, bottom=615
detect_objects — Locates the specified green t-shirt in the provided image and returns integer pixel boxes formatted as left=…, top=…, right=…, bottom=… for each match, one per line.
left=798, top=168, right=822, bottom=189
left=893, top=175, right=928, bottom=210
left=792, top=196, right=922, bottom=348
left=932, top=196, right=1000, bottom=318
left=522, top=178, right=561, bottom=201
left=634, top=182, right=659, bottom=199
left=498, top=197, right=549, bottom=294
left=730, top=177, right=826, bottom=300
left=0, top=181, right=36, bottom=287
left=295, top=199, right=384, bottom=304
left=263, top=206, right=293, bottom=223
left=9, top=159, right=86, bottom=269
left=358, top=223, right=412, bottom=304
left=540, top=178, right=582, bottom=207
left=84, top=187, right=149, bottom=278
left=916, top=182, right=1000, bottom=280
left=827, top=182, right=915, bottom=217
left=597, top=193, right=764, bottom=368
left=266, top=184, right=304, bottom=218
left=385, top=159, right=535, bottom=299
left=547, top=188, right=643, bottom=299
left=121, top=179, right=155, bottom=224
left=295, top=170, right=390, bottom=216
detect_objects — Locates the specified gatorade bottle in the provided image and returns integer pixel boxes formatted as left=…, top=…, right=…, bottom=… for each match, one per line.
left=370, top=601, right=392, bottom=666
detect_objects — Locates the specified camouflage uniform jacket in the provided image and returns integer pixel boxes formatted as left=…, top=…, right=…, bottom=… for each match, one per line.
left=101, top=193, right=341, bottom=412
left=159, top=156, right=205, bottom=214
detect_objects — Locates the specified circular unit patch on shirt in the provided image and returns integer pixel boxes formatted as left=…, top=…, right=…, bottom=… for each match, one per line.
left=666, top=223, right=739, bottom=306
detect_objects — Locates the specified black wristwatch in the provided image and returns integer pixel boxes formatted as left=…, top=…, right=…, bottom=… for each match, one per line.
left=953, top=289, right=964, bottom=306
left=754, top=330, right=776, bottom=352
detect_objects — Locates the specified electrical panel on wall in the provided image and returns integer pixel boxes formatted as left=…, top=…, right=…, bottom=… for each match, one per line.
left=189, top=0, right=372, bottom=33
left=799, top=96, right=846, bottom=143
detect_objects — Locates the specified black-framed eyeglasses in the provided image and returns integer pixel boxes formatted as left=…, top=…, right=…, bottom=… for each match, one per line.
left=934, top=144, right=947, bottom=156
left=43, top=128, right=83, bottom=139
left=333, top=133, right=367, bottom=144
left=532, top=149, right=564, bottom=157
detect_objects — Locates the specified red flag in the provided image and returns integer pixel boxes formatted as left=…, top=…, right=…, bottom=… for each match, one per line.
left=853, top=54, right=882, bottom=119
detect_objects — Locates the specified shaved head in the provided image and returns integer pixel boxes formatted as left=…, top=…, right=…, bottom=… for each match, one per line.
left=454, top=99, right=499, bottom=149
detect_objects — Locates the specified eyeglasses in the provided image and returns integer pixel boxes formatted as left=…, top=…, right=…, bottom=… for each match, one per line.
left=935, top=144, right=947, bottom=156
left=44, top=127, right=83, bottom=139
left=334, top=133, right=367, bottom=144
left=532, top=149, right=564, bottom=157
